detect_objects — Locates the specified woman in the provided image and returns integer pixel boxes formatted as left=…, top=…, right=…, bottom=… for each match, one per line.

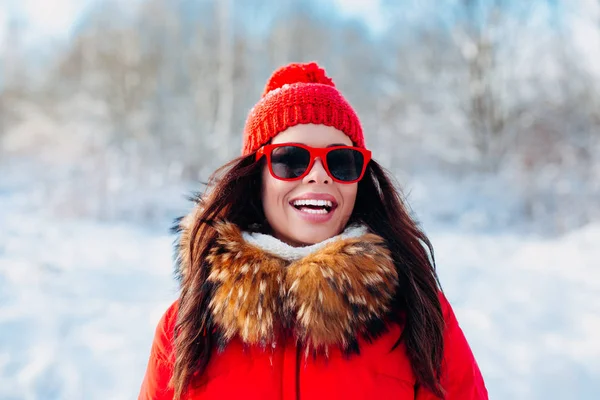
left=139, top=62, right=488, bottom=400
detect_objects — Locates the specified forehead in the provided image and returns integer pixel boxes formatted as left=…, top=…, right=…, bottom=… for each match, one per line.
left=271, top=124, right=353, bottom=146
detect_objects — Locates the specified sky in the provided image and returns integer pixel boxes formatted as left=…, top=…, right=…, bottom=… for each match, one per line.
left=331, top=0, right=387, bottom=31
left=0, top=0, right=90, bottom=44
left=0, top=0, right=385, bottom=45
left=0, top=0, right=599, bottom=75
left=0, top=0, right=90, bottom=53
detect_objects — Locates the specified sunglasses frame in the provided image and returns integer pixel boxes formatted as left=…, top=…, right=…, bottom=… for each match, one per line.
left=256, top=143, right=372, bottom=184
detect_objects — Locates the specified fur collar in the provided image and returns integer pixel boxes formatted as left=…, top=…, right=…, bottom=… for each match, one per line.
left=175, top=217, right=398, bottom=356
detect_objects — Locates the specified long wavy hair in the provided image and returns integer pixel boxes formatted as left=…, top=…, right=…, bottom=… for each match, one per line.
left=170, top=153, right=445, bottom=399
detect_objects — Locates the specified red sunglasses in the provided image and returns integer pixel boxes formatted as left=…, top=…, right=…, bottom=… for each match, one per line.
left=256, top=143, right=372, bottom=184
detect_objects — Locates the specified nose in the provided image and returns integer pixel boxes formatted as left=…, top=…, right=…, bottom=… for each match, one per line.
left=302, top=158, right=331, bottom=184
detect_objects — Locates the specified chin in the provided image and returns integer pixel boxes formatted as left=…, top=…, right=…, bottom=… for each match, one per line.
left=288, top=225, right=342, bottom=246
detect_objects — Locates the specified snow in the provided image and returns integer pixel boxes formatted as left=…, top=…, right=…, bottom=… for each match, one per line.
left=0, top=168, right=178, bottom=400
left=1, top=164, right=599, bottom=400
left=431, top=225, right=600, bottom=399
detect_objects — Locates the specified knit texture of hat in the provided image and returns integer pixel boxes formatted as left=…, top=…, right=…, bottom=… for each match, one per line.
left=242, top=62, right=365, bottom=156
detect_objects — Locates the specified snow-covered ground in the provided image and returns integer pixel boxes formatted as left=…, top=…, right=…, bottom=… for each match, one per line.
left=1, top=167, right=599, bottom=400
left=0, top=171, right=178, bottom=400
left=433, top=226, right=600, bottom=400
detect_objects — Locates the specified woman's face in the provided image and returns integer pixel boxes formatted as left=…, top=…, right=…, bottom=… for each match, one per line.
left=261, top=124, right=358, bottom=246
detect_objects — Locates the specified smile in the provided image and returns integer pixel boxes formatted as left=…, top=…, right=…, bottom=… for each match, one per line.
left=291, top=199, right=334, bottom=214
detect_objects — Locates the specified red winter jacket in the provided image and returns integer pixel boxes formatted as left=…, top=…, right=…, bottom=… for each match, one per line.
left=139, top=221, right=488, bottom=400
left=139, top=293, right=487, bottom=400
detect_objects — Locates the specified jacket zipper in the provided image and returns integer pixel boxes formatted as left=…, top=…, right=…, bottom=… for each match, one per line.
left=295, top=342, right=301, bottom=400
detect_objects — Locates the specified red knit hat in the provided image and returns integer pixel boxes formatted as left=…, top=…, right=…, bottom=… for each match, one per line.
left=242, top=62, right=365, bottom=156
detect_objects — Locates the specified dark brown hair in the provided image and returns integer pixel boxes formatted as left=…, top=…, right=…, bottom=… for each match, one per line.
left=170, top=154, right=445, bottom=399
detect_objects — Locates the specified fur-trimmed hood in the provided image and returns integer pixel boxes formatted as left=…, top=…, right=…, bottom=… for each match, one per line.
left=173, top=210, right=398, bottom=355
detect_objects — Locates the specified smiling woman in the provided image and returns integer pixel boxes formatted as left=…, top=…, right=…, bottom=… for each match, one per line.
left=138, top=62, right=488, bottom=400
left=259, top=125, right=368, bottom=246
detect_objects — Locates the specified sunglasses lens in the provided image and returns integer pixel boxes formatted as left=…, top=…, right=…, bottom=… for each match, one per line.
left=326, top=148, right=364, bottom=182
left=270, top=146, right=311, bottom=179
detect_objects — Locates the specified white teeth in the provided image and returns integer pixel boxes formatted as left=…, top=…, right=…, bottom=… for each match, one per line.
left=300, top=208, right=329, bottom=214
left=292, top=199, right=333, bottom=207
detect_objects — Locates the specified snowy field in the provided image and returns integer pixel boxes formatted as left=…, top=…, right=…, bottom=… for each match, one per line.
left=1, top=169, right=599, bottom=400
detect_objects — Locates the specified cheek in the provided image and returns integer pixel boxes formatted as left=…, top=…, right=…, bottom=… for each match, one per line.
left=262, top=168, right=279, bottom=202
left=261, top=169, right=275, bottom=209
left=261, top=168, right=292, bottom=213
left=340, top=184, right=358, bottom=213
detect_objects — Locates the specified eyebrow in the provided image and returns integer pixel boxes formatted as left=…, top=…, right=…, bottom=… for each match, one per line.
left=327, top=143, right=349, bottom=147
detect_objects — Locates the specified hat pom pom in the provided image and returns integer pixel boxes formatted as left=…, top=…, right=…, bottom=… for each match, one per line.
left=262, top=62, right=335, bottom=97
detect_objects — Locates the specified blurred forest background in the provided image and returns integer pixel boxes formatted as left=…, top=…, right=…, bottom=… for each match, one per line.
left=1, top=2, right=600, bottom=399
left=1, top=0, right=599, bottom=233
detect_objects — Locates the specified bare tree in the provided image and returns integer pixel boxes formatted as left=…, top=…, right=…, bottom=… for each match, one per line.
left=212, top=0, right=235, bottom=161
left=449, top=0, right=528, bottom=170
left=0, top=12, right=26, bottom=141
left=6, top=0, right=596, bottom=229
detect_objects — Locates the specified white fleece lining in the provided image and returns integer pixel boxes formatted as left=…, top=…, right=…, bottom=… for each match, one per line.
left=242, top=225, right=368, bottom=261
